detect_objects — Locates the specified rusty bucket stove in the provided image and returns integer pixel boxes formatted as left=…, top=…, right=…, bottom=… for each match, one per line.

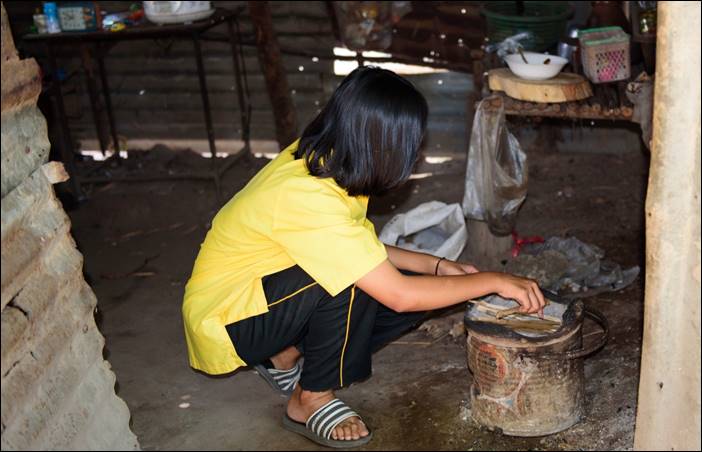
left=464, top=295, right=609, bottom=436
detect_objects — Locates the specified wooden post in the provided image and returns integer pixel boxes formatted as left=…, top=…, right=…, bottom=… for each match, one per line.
left=462, top=219, right=513, bottom=271
left=634, top=2, right=701, bottom=450
left=248, top=1, right=298, bottom=149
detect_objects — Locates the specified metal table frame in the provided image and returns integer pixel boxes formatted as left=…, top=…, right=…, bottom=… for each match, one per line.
left=24, top=7, right=251, bottom=198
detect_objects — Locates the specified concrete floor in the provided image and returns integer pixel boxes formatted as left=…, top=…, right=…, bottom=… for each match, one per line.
left=65, top=76, right=648, bottom=450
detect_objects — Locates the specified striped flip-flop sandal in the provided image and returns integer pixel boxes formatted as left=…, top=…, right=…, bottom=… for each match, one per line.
left=253, top=362, right=301, bottom=397
left=282, top=398, right=372, bottom=448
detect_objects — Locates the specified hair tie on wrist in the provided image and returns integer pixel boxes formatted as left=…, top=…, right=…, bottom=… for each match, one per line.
left=434, top=257, right=446, bottom=276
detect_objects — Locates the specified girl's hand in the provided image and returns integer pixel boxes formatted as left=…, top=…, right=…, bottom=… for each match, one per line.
left=437, top=259, right=479, bottom=276
left=494, top=273, right=546, bottom=316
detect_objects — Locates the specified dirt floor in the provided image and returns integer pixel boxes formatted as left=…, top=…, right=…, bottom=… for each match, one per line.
left=63, top=116, right=648, bottom=450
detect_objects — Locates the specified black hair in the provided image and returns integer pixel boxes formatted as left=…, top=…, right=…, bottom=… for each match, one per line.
left=294, top=66, right=428, bottom=196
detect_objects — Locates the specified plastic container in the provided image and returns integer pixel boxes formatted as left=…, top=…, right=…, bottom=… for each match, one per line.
left=482, top=2, right=573, bottom=52
left=33, top=9, right=48, bottom=34
left=143, top=1, right=214, bottom=24
left=579, top=26, right=630, bottom=83
left=43, top=2, right=61, bottom=34
left=57, top=2, right=101, bottom=32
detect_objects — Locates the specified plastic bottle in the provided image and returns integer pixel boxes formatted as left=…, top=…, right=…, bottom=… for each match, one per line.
left=43, top=2, right=61, bottom=34
left=33, top=8, right=48, bottom=34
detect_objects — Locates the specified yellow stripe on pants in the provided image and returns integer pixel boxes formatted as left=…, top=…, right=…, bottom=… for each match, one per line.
left=339, top=285, right=356, bottom=387
left=267, top=282, right=318, bottom=308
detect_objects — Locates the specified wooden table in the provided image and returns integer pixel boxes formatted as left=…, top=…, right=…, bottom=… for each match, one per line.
left=471, top=50, right=637, bottom=123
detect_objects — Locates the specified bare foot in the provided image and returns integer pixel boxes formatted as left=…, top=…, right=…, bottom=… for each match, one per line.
left=287, top=385, right=370, bottom=441
left=270, top=345, right=301, bottom=371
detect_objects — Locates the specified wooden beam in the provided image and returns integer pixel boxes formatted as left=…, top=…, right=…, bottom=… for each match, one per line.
left=248, top=1, right=298, bottom=149
left=634, top=3, right=701, bottom=449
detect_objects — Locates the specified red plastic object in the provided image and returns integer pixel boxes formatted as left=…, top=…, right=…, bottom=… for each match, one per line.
left=511, top=231, right=545, bottom=257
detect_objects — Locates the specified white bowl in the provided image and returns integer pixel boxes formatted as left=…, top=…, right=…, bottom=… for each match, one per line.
left=504, top=52, right=569, bottom=81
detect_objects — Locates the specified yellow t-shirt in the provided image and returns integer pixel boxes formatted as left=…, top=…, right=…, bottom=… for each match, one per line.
left=182, top=140, right=388, bottom=374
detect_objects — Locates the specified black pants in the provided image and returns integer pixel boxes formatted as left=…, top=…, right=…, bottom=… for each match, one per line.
left=226, top=265, right=427, bottom=392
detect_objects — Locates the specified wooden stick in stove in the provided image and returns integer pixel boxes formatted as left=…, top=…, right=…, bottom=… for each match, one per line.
left=474, top=318, right=559, bottom=332
left=496, top=299, right=553, bottom=321
left=495, top=305, right=525, bottom=319
left=467, top=300, right=561, bottom=325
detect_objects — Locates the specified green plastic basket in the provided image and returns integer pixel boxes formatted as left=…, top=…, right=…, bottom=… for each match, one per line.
left=481, top=1, right=574, bottom=52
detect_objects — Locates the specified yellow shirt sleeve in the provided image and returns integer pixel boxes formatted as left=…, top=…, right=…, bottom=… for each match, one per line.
left=271, top=179, right=388, bottom=296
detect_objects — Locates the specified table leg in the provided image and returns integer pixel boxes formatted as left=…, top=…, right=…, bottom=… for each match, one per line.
left=192, top=30, right=217, bottom=169
left=227, top=17, right=251, bottom=153
left=81, top=43, right=107, bottom=155
left=47, top=42, right=84, bottom=200
left=96, top=42, right=121, bottom=160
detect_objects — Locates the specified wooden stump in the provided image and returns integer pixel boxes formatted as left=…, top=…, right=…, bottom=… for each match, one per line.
left=488, top=68, right=592, bottom=103
left=461, top=219, right=513, bottom=271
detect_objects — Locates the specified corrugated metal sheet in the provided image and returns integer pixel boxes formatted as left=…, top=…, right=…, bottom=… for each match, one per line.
left=1, top=3, right=139, bottom=449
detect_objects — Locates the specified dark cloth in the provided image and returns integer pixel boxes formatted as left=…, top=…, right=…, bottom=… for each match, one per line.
left=226, top=265, right=427, bottom=392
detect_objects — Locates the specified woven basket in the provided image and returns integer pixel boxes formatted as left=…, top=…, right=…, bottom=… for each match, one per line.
left=579, top=26, right=630, bottom=83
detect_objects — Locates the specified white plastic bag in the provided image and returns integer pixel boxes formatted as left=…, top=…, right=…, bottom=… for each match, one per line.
left=379, top=201, right=467, bottom=260
left=462, top=96, right=528, bottom=235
